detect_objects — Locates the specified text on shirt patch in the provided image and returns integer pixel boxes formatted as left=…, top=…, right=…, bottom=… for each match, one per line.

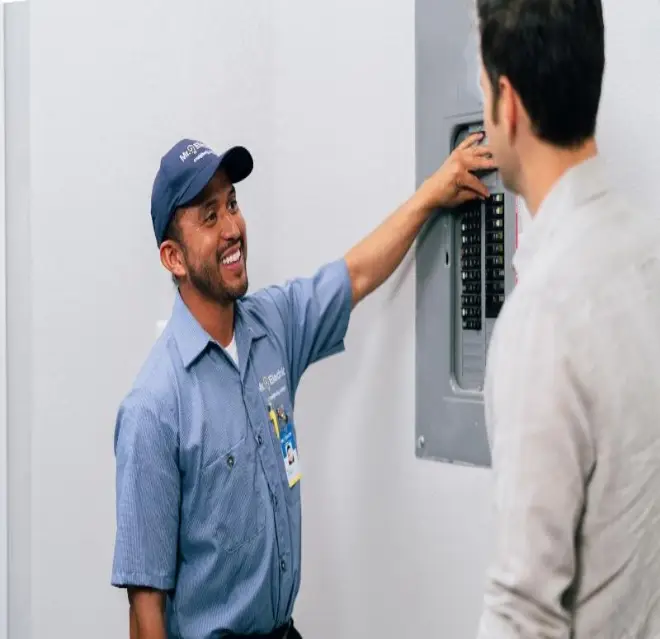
left=259, top=367, right=287, bottom=401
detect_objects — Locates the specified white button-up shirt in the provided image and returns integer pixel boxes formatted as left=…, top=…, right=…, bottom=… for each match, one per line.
left=477, top=155, right=660, bottom=638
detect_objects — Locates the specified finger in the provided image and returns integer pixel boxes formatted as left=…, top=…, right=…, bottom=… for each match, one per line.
left=455, top=189, right=483, bottom=205
left=465, top=154, right=497, bottom=172
left=457, top=131, right=485, bottom=151
left=471, top=144, right=494, bottom=158
left=457, top=171, right=490, bottom=199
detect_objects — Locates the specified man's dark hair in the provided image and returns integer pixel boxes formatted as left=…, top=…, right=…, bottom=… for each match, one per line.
left=477, top=0, right=605, bottom=147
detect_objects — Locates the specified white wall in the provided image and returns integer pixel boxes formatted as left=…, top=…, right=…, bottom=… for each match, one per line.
left=273, top=3, right=493, bottom=636
left=27, top=3, right=275, bottom=637
left=0, top=5, right=7, bottom=639
left=597, top=2, right=660, bottom=212
left=5, top=4, right=30, bottom=639
left=9, top=0, right=660, bottom=637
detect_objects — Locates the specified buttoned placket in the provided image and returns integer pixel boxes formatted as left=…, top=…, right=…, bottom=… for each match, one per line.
left=237, top=322, right=294, bottom=624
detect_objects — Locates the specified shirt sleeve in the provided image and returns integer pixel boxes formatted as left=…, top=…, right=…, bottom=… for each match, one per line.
left=258, top=258, right=353, bottom=393
left=111, top=389, right=180, bottom=591
left=476, top=300, right=595, bottom=638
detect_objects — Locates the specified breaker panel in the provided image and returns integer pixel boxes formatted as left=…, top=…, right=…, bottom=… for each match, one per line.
left=414, top=0, right=522, bottom=467
left=413, top=0, right=522, bottom=467
left=416, top=121, right=517, bottom=466
left=414, top=120, right=517, bottom=466
left=449, top=123, right=512, bottom=399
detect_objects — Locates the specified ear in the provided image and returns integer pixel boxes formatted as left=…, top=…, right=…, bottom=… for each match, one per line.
left=499, top=76, right=519, bottom=144
left=160, top=240, right=187, bottom=279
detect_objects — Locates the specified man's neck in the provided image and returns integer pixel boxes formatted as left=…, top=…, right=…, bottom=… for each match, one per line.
left=179, top=285, right=235, bottom=347
left=518, top=137, right=598, bottom=216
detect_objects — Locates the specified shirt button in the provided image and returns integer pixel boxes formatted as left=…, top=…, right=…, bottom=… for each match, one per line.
left=280, top=559, right=287, bottom=572
left=273, top=494, right=278, bottom=506
left=226, top=455, right=235, bottom=469
left=257, top=434, right=263, bottom=446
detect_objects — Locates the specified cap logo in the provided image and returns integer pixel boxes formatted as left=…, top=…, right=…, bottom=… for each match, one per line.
left=179, top=141, right=214, bottom=164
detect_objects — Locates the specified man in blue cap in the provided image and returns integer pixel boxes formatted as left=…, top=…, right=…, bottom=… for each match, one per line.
left=111, top=134, right=494, bottom=639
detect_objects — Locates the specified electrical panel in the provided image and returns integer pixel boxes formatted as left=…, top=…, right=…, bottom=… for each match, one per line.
left=414, top=3, right=518, bottom=467
left=451, top=122, right=511, bottom=396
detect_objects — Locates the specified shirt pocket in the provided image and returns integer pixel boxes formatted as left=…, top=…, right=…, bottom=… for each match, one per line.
left=201, top=435, right=267, bottom=554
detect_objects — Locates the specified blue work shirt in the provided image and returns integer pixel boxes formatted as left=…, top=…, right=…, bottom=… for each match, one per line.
left=111, top=259, right=352, bottom=639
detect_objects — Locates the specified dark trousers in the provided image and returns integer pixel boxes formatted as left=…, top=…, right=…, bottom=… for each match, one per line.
left=227, top=620, right=302, bottom=639
left=286, top=624, right=302, bottom=639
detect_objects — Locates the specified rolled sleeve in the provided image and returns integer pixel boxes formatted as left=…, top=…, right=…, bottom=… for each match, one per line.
left=111, top=389, right=180, bottom=591
left=477, top=302, right=595, bottom=638
left=261, top=258, right=353, bottom=391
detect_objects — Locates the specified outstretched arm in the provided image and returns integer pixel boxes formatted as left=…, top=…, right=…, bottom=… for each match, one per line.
left=344, top=132, right=495, bottom=307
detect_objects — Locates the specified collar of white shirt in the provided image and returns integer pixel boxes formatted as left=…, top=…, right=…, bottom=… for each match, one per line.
left=512, top=154, right=609, bottom=277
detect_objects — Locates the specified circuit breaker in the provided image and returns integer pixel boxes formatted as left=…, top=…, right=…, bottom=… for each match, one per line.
left=414, top=3, right=518, bottom=467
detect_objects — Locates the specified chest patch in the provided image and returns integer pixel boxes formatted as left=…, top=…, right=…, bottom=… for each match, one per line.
left=258, top=366, right=288, bottom=403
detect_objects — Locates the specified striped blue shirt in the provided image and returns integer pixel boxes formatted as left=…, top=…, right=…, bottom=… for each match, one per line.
left=111, top=259, right=352, bottom=639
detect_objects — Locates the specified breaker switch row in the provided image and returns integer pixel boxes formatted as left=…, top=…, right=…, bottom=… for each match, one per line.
left=460, top=202, right=482, bottom=331
left=462, top=282, right=480, bottom=294
left=485, top=193, right=505, bottom=319
left=487, top=281, right=504, bottom=294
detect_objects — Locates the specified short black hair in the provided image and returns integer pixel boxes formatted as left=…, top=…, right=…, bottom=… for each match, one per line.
left=164, top=210, right=183, bottom=245
left=477, top=0, right=605, bottom=148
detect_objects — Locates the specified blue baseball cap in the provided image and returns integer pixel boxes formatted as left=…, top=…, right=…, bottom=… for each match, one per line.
left=150, top=139, right=253, bottom=245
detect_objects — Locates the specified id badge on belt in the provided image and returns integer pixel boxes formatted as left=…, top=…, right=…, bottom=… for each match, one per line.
left=268, top=404, right=301, bottom=487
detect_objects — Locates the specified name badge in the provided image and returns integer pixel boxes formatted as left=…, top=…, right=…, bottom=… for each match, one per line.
left=268, top=404, right=301, bottom=488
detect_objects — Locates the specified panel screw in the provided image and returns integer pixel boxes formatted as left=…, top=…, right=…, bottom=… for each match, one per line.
left=417, top=436, right=425, bottom=449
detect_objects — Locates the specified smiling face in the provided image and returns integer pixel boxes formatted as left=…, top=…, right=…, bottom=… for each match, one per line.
left=160, top=169, right=248, bottom=304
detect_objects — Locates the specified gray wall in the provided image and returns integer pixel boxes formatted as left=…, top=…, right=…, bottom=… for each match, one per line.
left=6, top=0, right=660, bottom=637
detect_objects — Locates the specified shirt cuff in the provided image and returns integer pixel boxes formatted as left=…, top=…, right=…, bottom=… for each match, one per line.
left=111, top=571, right=175, bottom=591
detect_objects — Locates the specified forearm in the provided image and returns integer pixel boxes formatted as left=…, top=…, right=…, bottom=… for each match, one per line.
left=344, top=190, right=431, bottom=306
left=128, top=588, right=167, bottom=639
left=130, top=605, right=138, bottom=639
left=343, top=130, right=493, bottom=307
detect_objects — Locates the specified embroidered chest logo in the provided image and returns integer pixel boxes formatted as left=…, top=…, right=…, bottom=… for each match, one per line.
left=258, top=366, right=287, bottom=402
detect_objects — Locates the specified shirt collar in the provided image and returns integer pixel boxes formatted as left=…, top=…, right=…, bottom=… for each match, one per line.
left=168, top=292, right=266, bottom=369
left=512, top=154, right=608, bottom=276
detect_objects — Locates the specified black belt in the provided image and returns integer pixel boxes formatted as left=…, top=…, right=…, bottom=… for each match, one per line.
left=226, top=620, right=301, bottom=639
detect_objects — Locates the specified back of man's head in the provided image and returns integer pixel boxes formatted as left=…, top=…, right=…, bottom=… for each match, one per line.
left=477, top=0, right=605, bottom=148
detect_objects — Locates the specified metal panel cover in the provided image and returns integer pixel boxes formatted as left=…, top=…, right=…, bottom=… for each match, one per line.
left=414, top=0, right=517, bottom=467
